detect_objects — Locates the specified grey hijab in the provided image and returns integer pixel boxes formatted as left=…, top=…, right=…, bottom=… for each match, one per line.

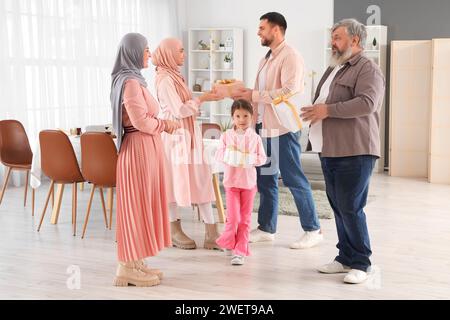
left=110, top=33, right=148, bottom=150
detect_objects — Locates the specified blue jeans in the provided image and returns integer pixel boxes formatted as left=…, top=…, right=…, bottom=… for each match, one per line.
left=255, top=124, right=320, bottom=234
left=320, top=155, right=376, bottom=272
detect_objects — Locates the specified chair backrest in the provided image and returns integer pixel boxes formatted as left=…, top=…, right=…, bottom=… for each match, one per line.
left=0, top=120, right=33, bottom=167
left=39, top=130, right=84, bottom=183
left=201, top=123, right=222, bottom=140
left=80, top=132, right=117, bottom=187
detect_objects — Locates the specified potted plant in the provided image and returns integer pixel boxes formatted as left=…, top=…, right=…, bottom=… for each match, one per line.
left=219, top=119, right=234, bottom=132
left=223, top=53, right=232, bottom=69
left=198, top=40, right=209, bottom=50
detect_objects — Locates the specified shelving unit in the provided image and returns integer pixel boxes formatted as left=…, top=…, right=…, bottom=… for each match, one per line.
left=324, top=25, right=388, bottom=173
left=188, top=28, right=243, bottom=127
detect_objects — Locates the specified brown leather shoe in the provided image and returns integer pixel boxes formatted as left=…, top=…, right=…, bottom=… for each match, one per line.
left=204, top=223, right=222, bottom=250
left=170, top=220, right=197, bottom=249
left=135, top=259, right=163, bottom=280
left=113, top=261, right=160, bottom=287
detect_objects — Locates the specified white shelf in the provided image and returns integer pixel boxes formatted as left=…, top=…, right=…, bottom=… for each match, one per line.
left=190, top=28, right=235, bottom=31
left=189, top=27, right=243, bottom=125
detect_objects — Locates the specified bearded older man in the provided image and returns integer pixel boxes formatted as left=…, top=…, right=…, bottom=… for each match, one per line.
left=301, top=19, right=385, bottom=284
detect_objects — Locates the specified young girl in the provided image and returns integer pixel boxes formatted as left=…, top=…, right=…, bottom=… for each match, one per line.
left=215, top=99, right=267, bottom=265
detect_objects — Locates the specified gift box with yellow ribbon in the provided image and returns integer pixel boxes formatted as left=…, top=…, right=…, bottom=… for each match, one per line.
left=271, top=92, right=304, bottom=132
left=213, top=79, right=245, bottom=98
left=223, top=145, right=256, bottom=168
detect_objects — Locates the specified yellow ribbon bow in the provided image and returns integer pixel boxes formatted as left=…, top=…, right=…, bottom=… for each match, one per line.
left=226, top=145, right=250, bottom=167
left=272, top=93, right=303, bottom=130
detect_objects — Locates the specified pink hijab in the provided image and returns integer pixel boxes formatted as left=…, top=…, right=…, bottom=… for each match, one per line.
left=152, top=38, right=198, bottom=150
left=152, top=38, right=192, bottom=103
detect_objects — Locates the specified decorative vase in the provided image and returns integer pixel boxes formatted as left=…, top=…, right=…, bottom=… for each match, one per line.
left=372, top=37, right=377, bottom=50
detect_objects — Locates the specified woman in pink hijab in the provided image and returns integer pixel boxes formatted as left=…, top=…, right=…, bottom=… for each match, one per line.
left=152, top=38, right=223, bottom=250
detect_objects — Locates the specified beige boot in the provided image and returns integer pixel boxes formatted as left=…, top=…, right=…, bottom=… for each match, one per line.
left=170, top=220, right=197, bottom=249
left=204, top=223, right=222, bottom=250
left=135, top=259, right=163, bottom=280
left=113, top=261, right=160, bottom=287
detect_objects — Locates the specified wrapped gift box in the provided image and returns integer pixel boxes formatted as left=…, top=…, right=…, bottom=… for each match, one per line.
left=271, top=92, right=304, bottom=132
left=213, top=79, right=245, bottom=98
left=223, top=145, right=256, bottom=168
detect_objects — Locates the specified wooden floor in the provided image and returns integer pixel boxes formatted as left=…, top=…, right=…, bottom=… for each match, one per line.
left=0, top=173, right=450, bottom=300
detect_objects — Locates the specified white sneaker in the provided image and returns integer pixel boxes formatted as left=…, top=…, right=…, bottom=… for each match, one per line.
left=290, top=230, right=323, bottom=249
left=231, top=255, right=244, bottom=265
left=344, top=269, right=368, bottom=284
left=317, top=260, right=351, bottom=274
left=249, top=228, right=275, bottom=243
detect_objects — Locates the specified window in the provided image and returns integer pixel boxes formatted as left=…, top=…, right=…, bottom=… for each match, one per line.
left=0, top=0, right=179, bottom=144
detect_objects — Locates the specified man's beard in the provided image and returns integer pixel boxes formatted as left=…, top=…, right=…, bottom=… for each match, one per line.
left=329, top=46, right=353, bottom=68
left=261, top=37, right=273, bottom=47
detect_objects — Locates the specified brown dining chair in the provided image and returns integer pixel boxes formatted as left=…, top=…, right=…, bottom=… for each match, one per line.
left=37, top=130, right=85, bottom=236
left=201, top=123, right=222, bottom=140
left=0, top=120, right=35, bottom=215
left=80, top=132, right=117, bottom=238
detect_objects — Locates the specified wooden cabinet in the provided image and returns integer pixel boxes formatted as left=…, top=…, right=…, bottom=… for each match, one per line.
left=429, top=39, right=450, bottom=183
left=389, top=38, right=450, bottom=184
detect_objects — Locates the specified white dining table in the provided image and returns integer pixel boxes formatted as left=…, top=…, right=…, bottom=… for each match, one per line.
left=30, top=136, right=226, bottom=224
left=202, top=138, right=225, bottom=223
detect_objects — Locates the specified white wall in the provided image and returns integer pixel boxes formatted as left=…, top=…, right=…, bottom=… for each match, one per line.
left=178, top=0, right=334, bottom=104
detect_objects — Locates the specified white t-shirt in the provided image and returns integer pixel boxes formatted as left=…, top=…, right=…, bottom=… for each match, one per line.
left=257, top=59, right=270, bottom=124
left=309, top=65, right=344, bottom=152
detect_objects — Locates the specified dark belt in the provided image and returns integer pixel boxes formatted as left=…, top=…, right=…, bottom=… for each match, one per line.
left=123, top=126, right=138, bottom=133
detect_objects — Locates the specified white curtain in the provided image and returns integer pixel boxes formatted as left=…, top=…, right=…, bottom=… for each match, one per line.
left=0, top=0, right=180, bottom=186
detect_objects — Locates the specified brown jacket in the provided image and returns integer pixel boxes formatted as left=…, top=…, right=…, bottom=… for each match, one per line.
left=310, top=52, right=385, bottom=157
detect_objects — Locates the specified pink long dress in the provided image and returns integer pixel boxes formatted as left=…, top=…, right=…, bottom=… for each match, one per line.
left=156, top=75, right=215, bottom=207
left=116, top=79, right=172, bottom=262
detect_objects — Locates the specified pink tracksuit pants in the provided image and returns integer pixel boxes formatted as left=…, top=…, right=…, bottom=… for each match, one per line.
left=216, top=186, right=257, bottom=256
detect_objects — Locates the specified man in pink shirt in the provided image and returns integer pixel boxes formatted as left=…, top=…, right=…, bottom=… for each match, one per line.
left=233, top=12, right=323, bottom=249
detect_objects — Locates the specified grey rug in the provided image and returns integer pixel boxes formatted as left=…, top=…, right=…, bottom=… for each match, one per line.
left=214, top=181, right=334, bottom=220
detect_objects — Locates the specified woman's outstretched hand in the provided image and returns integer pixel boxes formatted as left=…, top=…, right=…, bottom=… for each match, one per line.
left=199, top=91, right=224, bottom=103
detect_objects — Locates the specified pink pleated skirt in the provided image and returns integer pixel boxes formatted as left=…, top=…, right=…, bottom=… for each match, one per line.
left=116, top=131, right=172, bottom=262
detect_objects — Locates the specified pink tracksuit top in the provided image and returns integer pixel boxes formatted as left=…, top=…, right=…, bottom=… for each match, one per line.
left=215, top=127, right=267, bottom=190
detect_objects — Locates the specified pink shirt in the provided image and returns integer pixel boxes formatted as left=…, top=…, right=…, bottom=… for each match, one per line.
left=251, top=41, right=305, bottom=138
left=215, top=127, right=267, bottom=190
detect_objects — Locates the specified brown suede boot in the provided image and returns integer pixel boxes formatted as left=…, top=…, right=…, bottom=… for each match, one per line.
left=204, top=223, right=222, bottom=250
left=170, top=220, right=197, bottom=249
left=113, top=261, right=160, bottom=287
left=135, top=259, right=163, bottom=280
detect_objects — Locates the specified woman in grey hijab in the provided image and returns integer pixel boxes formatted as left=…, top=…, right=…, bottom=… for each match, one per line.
left=110, top=33, right=180, bottom=287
